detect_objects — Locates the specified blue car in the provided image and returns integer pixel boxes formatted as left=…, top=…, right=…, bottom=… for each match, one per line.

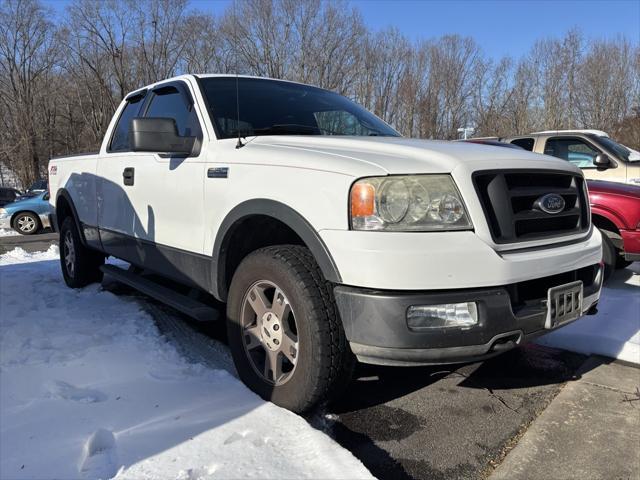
left=0, top=191, right=51, bottom=235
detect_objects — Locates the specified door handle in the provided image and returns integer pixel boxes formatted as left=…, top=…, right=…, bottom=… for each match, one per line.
left=123, top=167, right=135, bottom=186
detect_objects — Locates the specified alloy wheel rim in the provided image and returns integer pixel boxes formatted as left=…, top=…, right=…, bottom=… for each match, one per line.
left=63, top=230, right=75, bottom=278
left=240, top=280, right=299, bottom=386
left=17, top=215, right=36, bottom=233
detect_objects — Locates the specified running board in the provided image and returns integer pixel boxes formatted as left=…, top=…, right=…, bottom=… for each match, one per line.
left=100, top=264, right=220, bottom=322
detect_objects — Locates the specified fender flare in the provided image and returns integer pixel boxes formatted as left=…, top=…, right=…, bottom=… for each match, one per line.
left=211, top=199, right=342, bottom=300
left=590, top=205, right=626, bottom=232
left=55, top=189, right=87, bottom=246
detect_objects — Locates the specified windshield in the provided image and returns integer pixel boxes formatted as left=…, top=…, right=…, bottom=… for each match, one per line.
left=591, top=135, right=632, bottom=162
left=199, top=77, right=400, bottom=139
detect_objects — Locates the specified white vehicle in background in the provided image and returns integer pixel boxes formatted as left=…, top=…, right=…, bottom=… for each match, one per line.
left=48, top=75, right=603, bottom=412
left=532, top=130, right=640, bottom=161
left=504, top=131, right=640, bottom=185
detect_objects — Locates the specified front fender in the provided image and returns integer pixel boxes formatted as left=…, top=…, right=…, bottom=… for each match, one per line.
left=211, top=199, right=342, bottom=300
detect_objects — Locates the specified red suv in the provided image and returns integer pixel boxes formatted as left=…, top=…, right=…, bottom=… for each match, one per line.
left=588, top=180, right=640, bottom=279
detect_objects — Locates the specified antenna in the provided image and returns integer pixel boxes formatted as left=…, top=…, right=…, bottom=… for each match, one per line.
left=234, top=0, right=244, bottom=149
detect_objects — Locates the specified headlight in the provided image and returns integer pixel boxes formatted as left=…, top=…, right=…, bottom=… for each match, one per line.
left=0, top=208, right=7, bottom=218
left=350, top=175, right=472, bottom=231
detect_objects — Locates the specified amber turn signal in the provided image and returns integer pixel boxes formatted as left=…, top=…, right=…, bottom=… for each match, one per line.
left=351, top=182, right=375, bottom=218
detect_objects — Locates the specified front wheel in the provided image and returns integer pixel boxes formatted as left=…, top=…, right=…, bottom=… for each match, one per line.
left=13, top=212, right=40, bottom=235
left=59, top=216, right=105, bottom=288
left=226, top=246, right=354, bottom=413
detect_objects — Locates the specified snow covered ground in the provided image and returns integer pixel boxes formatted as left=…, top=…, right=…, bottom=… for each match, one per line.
left=537, top=263, right=640, bottom=364
left=0, top=228, right=18, bottom=237
left=0, top=247, right=373, bottom=480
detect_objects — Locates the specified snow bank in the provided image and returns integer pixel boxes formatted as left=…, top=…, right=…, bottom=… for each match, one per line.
left=537, top=263, right=640, bottom=364
left=0, top=228, right=18, bottom=237
left=0, top=248, right=373, bottom=480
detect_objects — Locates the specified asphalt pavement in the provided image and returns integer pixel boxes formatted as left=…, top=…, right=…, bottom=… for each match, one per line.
left=0, top=231, right=57, bottom=254
left=323, top=345, right=585, bottom=480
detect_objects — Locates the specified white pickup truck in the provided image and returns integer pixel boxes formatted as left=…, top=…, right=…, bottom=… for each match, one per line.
left=48, top=75, right=603, bottom=412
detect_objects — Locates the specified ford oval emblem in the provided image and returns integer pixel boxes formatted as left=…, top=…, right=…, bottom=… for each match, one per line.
left=534, top=193, right=565, bottom=214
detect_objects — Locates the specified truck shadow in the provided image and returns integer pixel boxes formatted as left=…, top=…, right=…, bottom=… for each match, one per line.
left=323, top=345, right=590, bottom=480
left=330, top=344, right=587, bottom=415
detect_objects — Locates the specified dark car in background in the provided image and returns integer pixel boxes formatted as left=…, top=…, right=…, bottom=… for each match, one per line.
left=0, top=187, right=22, bottom=207
left=26, top=178, right=48, bottom=194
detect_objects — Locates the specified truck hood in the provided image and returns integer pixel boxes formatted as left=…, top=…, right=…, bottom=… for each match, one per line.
left=249, top=135, right=578, bottom=176
left=587, top=179, right=640, bottom=199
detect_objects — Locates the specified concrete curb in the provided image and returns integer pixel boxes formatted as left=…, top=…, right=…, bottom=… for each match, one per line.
left=491, top=355, right=640, bottom=480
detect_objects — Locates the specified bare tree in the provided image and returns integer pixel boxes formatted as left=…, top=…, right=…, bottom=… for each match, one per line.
left=0, top=0, right=638, bottom=186
left=0, top=0, right=60, bottom=186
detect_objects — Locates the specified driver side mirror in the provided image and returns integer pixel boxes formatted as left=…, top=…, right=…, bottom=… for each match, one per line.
left=593, top=153, right=612, bottom=170
left=130, top=118, right=195, bottom=155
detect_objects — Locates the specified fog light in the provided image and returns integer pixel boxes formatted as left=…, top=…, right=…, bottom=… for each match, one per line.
left=407, top=302, right=478, bottom=330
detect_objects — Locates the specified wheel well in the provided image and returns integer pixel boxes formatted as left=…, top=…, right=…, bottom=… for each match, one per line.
left=592, top=214, right=620, bottom=236
left=222, top=215, right=306, bottom=296
left=56, top=195, right=73, bottom=230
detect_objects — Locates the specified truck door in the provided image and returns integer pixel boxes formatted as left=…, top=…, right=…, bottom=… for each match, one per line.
left=97, top=80, right=207, bottom=270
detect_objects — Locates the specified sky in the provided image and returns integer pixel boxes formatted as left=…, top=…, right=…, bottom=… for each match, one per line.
left=48, top=0, right=639, bottom=60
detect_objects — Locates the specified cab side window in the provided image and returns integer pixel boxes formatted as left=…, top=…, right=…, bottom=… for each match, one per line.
left=109, top=94, right=145, bottom=152
left=544, top=137, right=600, bottom=168
left=510, top=137, right=534, bottom=151
left=144, top=86, right=202, bottom=138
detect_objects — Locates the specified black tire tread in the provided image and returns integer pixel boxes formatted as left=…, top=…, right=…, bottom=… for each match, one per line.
left=60, top=216, right=105, bottom=288
left=231, top=245, right=354, bottom=412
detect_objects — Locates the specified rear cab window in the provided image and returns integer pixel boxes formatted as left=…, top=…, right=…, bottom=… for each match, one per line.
left=510, top=137, right=535, bottom=151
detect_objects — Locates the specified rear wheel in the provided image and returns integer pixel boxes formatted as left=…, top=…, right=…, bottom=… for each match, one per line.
left=13, top=212, right=40, bottom=235
left=226, top=245, right=354, bottom=413
left=60, top=216, right=105, bottom=288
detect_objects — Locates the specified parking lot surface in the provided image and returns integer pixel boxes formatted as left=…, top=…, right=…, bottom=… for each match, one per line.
left=0, top=231, right=56, bottom=254
left=0, top=233, right=611, bottom=480
left=325, top=346, right=585, bottom=480
left=145, top=295, right=587, bottom=480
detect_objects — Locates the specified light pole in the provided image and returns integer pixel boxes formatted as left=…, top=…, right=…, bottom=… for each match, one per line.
left=457, top=127, right=475, bottom=140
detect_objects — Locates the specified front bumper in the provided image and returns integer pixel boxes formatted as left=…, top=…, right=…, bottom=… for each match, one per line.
left=0, top=215, right=11, bottom=229
left=320, top=228, right=603, bottom=291
left=335, top=263, right=602, bottom=366
left=621, top=229, right=640, bottom=261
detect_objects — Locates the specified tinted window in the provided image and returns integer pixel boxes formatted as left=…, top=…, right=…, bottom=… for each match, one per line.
left=544, top=138, right=600, bottom=168
left=200, top=77, right=399, bottom=139
left=510, top=138, right=534, bottom=151
left=144, top=86, right=202, bottom=138
left=109, top=94, right=145, bottom=152
left=592, top=136, right=630, bottom=162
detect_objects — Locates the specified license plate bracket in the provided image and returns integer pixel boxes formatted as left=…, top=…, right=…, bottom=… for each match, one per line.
left=545, top=280, right=583, bottom=329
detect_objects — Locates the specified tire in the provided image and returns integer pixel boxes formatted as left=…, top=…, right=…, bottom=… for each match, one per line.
left=616, top=257, right=633, bottom=269
left=13, top=212, right=40, bottom=235
left=226, top=245, right=354, bottom=413
left=59, top=216, right=105, bottom=288
left=601, top=232, right=616, bottom=283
